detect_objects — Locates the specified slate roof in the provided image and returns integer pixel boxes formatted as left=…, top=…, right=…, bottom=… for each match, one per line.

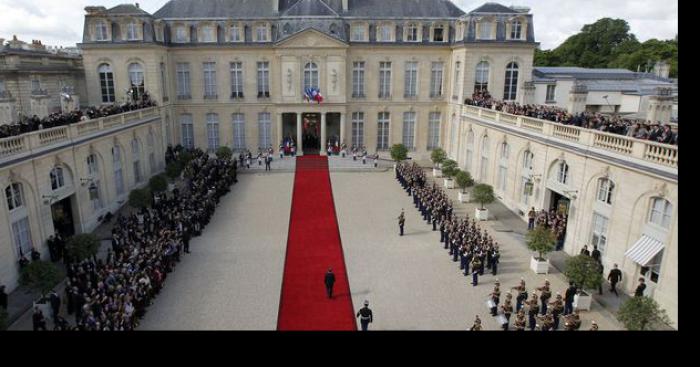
left=344, top=0, right=465, bottom=18
left=468, top=2, right=519, bottom=14
left=154, top=0, right=279, bottom=18
left=106, top=4, right=152, bottom=16
left=532, top=67, right=677, bottom=95
left=283, top=0, right=339, bottom=16
left=534, top=67, right=639, bottom=80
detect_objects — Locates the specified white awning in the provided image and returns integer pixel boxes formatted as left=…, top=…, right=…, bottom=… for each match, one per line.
left=625, top=235, right=665, bottom=266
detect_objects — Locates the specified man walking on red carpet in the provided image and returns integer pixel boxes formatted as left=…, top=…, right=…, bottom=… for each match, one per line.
left=325, top=268, right=336, bottom=299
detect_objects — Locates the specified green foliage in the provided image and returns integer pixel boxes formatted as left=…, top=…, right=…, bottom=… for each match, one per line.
left=455, top=170, right=474, bottom=193
left=430, top=148, right=447, bottom=168
left=471, top=184, right=495, bottom=210
left=441, top=159, right=458, bottom=179
left=19, top=261, right=63, bottom=297
left=216, top=146, right=233, bottom=161
left=390, top=144, right=408, bottom=162
left=148, top=174, right=168, bottom=193
left=65, top=234, right=100, bottom=262
left=526, top=225, right=556, bottom=261
left=0, top=308, right=7, bottom=331
left=128, top=188, right=151, bottom=209
left=165, top=161, right=183, bottom=180
left=564, top=255, right=604, bottom=291
left=617, top=296, right=672, bottom=331
left=178, top=151, right=194, bottom=166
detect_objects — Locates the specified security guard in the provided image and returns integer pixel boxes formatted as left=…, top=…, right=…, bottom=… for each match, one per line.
left=356, top=300, right=373, bottom=331
left=398, top=210, right=405, bottom=236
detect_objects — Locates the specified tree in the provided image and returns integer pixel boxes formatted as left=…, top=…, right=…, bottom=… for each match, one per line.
left=19, top=261, right=64, bottom=299
left=390, top=144, right=408, bottom=163
left=564, top=255, right=604, bottom=292
left=526, top=225, right=556, bottom=261
left=430, top=148, right=447, bottom=168
left=178, top=151, right=194, bottom=166
left=471, top=184, right=495, bottom=210
left=455, top=170, right=474, bottom=193
left=216, top=146, right=233, bottom=161
left=65, top=234, right=100, bottom=262
left=165, top=161, right=183, bottom=180
left=441, top=159, right=458, bottom=180
left=617, top=296, right=671, bottom=330
left=128, top=188, right=151, bottom=209
left=148, top=174, right=168, bottom=193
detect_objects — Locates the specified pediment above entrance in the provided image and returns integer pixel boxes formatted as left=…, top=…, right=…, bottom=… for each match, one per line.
left=275, top=28, right=348, bottom=49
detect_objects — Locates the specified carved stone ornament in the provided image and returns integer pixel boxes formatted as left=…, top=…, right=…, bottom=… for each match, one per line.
left=287, top=69, right=293, bottom=91
left=332, top=70, right=338, bottom=92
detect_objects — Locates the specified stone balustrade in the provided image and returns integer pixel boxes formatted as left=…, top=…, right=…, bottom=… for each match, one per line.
left=464, top=105, right=678, bottom=169
left=0, top=107, right=160, bottom=162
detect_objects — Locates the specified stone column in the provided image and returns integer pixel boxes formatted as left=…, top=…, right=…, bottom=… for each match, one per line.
left=296, top=112, right=303, bottom=156
left=567, top=83, right=588, bottom=115
left=276, top=113, right=283, bottom=148
left=320, top=112, right=327, bottom=156
left=647, top=87, right=674, bottom=124
left=339, top=113, right=346, bottom=147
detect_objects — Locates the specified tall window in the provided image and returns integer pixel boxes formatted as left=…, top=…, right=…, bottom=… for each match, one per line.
left=402, top=112, right=416, bottom=149
left=180, top=114, right=194, bottom=149
left=132, top=139, right=142, bottom=184
left=90, top=181, right=103, bottom=211
left=406, top=24, right=419, bottom=42
left=230, top=62, right=244, bottom=98
left=480, top=136, right=490, bottom=181
left=479, top=22, right=492, bottom=39
left=160, top=63, right=168, bottom=101
left=95, top=21, right=108, bottom=41
left=351, top=24, right=366, bottom=41
left=12, top=217, right=33, bottom=258
left=557, top=161, right=569, bottom=185
left=176, top=63, right=191, bottom=99
left=597, top=178, right=614, bottom=205
left=201, top=25, right=216, bottom=42
left=31, top=79, right=41, bottom=93
left=404, top=62, right=418, bottom=98
left=641, top=251, right=663, bottom=284
left=649, top=198, right=673, bottom=229
left=352, top=62, right=365, bottom=98
left=352, top=112, right=364, bottom=147
left=257, top=62, right=270, bottom=97
left=377, top=112, right=390, bottom=150
left=206, top=113, right=220, bottom=151
left=175, top=26, right=188, bottom=43
left=232, top=113, right=246, bottom=151
left=504, top=62, right=519, bottom=101
left=521, top=150, right=534, bottom=204
left=452, top=61, right=461, bottom=99
left=430, top=62, right=443, bottom=97
left=433, top=25, right=445, bottom=42
left=113, top=145, right=124, bottom=196
left=128, top=63, right=145, bottom=98
left=449, top=115, right=458, bottom=154
left=379, top=24, right=393, bottom=42
left=5, top=183, right=24, bottom=211
left=50, top=167, right=65, bottom=191
left=258, top=113, right=271, bottom=149
left=203, top=62, right=217, bottom=98
left=427, top=112, right=441, bottom=150
left=126, top=22, right=139, bottom=40
left=148, top=131, right=156, bottom=174
left=465, top=131, right=474, bottom=172
left=475, top=61, right=489, bottom=93
left=379, top=62, right=392, bottom=98
left=546, top=85, right=556, bottom=102
left=87, top=154, right=99, bottom=176
left=98, top=64, right=115, bottom=103
left=498, top=142, right=509, bottom=192
left=590, top=212, right=609, bottom=255
left=304, top=62, right=319, bottom=90
left=230, top=24, right=242, bottom=42
left=256, top=24, right=268, bottom=42
left=510, top=20, right=522, bottom=39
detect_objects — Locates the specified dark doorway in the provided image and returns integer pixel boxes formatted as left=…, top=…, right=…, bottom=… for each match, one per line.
left=302, top=113, right=321, bottom=154
left=281, top=113, right=298, bottom=156
left=51, top=196, right=76, bottom=238
left=548, top=190, right=570, bottom=251
left=325, top=113, right=341, bottom=155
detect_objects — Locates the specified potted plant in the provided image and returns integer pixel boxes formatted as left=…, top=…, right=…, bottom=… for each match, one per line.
left=65, top=234, right=100, bottom=264
left=564, top=254, right=605, bottom=311
left=455, top=170, right=474, bottom=203
left=617, top=296, right=672, bottom=330
left=390, top=144, right=408, bottom=171
left=526, top=225, right=556, bottom=274
left=471, top=184, right=495, bottom=221
left=19, top=261, right=64, bottom=319
left=441, top=159, right=458, bottom=189
left=128, top=188, right=151, bottom=210
left=215, top=146, right=233, bottom=161
left=148, top=174, right=168, bottom=194
left=431, top=148, right=447, bottom=177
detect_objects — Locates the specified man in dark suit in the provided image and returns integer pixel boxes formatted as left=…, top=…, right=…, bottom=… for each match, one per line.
left=634, top=277, right=647, bottom=297
left=324, top=268, right=336, bottom=299
left=49, top=290, right=61, bottom=322
left=564, top=281, right=577, bottom=315
left=607, top=264, right=623, bottom=296
left=591, top=245, right=601, bottom=263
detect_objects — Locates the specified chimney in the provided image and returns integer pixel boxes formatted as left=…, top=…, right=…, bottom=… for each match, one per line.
left=342, top=0, right=348, bottom=12
left=273, top=0, right=279, bottom=13
left=135, top=3, right=140, bottom=8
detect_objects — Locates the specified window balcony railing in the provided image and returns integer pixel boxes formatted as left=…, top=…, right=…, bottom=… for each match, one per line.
left=231, top=91, right=244, bottom=99
left=177, top=95, right=192, bottom=100
left=257, top=91, right=270, bottom=98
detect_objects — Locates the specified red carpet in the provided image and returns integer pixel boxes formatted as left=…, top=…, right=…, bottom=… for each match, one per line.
left=277, top=156, right=357, bottom=330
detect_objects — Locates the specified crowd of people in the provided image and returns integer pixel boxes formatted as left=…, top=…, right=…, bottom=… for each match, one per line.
left=32, top=147, right=237, bottom=331
left=0, top=96, right=157, bottom=140
left=528, top=207, right=568, bottom=251
left=465, top=91, right=677, bottom=146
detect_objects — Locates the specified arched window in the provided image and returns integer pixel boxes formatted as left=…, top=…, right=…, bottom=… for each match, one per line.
left=98, top=64, right=115, bottom=103
left=498, top=142, right=509, bottom=191
left=480, top=136, right=490, bottom=181
left=504, top=62, right=519, bottom=101
left=649, top=198, right=673, bottom=229
left=50, top=167, right=65, bottom=191
left=200, top=25, right=216, bottom=42
left=95, top=21, right=109, bottom=41
left=465, top=131, right=475, bottom=172
left=113, top=145, right=124, bottom=196
left=283, top=23, right=292, bottom=35
left=379, top=24, right=393, bottom=42
left=230, top=24, right=242, bottom=42
left=175, top=26, right=188, bottom=43
left=126, top=22, right=139, bottom=40
left=128, top=63, right=145, bottom=100
left=304, top=62, right=319, bottom=91
left=521, top=150, right=534, bottom=204
left=475, top=61, right=489, bottom=93
left=330, top=23, right=338, bottom=35
left=87, top=154, right=99, bottom=176
left=557, top=160, right=569, bottom=185
left=510, top=20, right=522, bottom=39
left=5, top=183, right=24, bottom=211
left=597, top=178, right=614, bottom=205
left=132, top=139, right=142, bottom=184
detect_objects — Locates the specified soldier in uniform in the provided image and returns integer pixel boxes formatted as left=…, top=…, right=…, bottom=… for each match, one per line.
left=549, top=293, right=565, bottom=330
left=356, top=300, right=373, bottom=331
left=540, top=310, right=555, bottom=331
left=490, top=280, right=501, bottom=316
left=511, top=279, right=527, bottom=312
left=470, top=315, right=482, bottom=331
left=439, top=219, right=446, bottom=243
left=514, top=310, right=527, bottom=331
left=537, top=279, right=552, bottom=315
left=526, top=292, right=540, bottom=331
left=471, top=257, right=481, bottom=286
left=589, top=321, right=599, bottom=331
left=398, top=210, right=405, bottom=236
left=491, top=248, right=500, bottom=275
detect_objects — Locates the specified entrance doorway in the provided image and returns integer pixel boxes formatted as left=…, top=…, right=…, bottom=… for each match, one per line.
left=548, top=190, right=571, bottom=251
left=325, top=113, right=341, bottom=155
left=51, top=195, right=76, bottom=238
left=282, top=113, right=298, bottom=156
left=302, top=113, right=321, bottom=154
